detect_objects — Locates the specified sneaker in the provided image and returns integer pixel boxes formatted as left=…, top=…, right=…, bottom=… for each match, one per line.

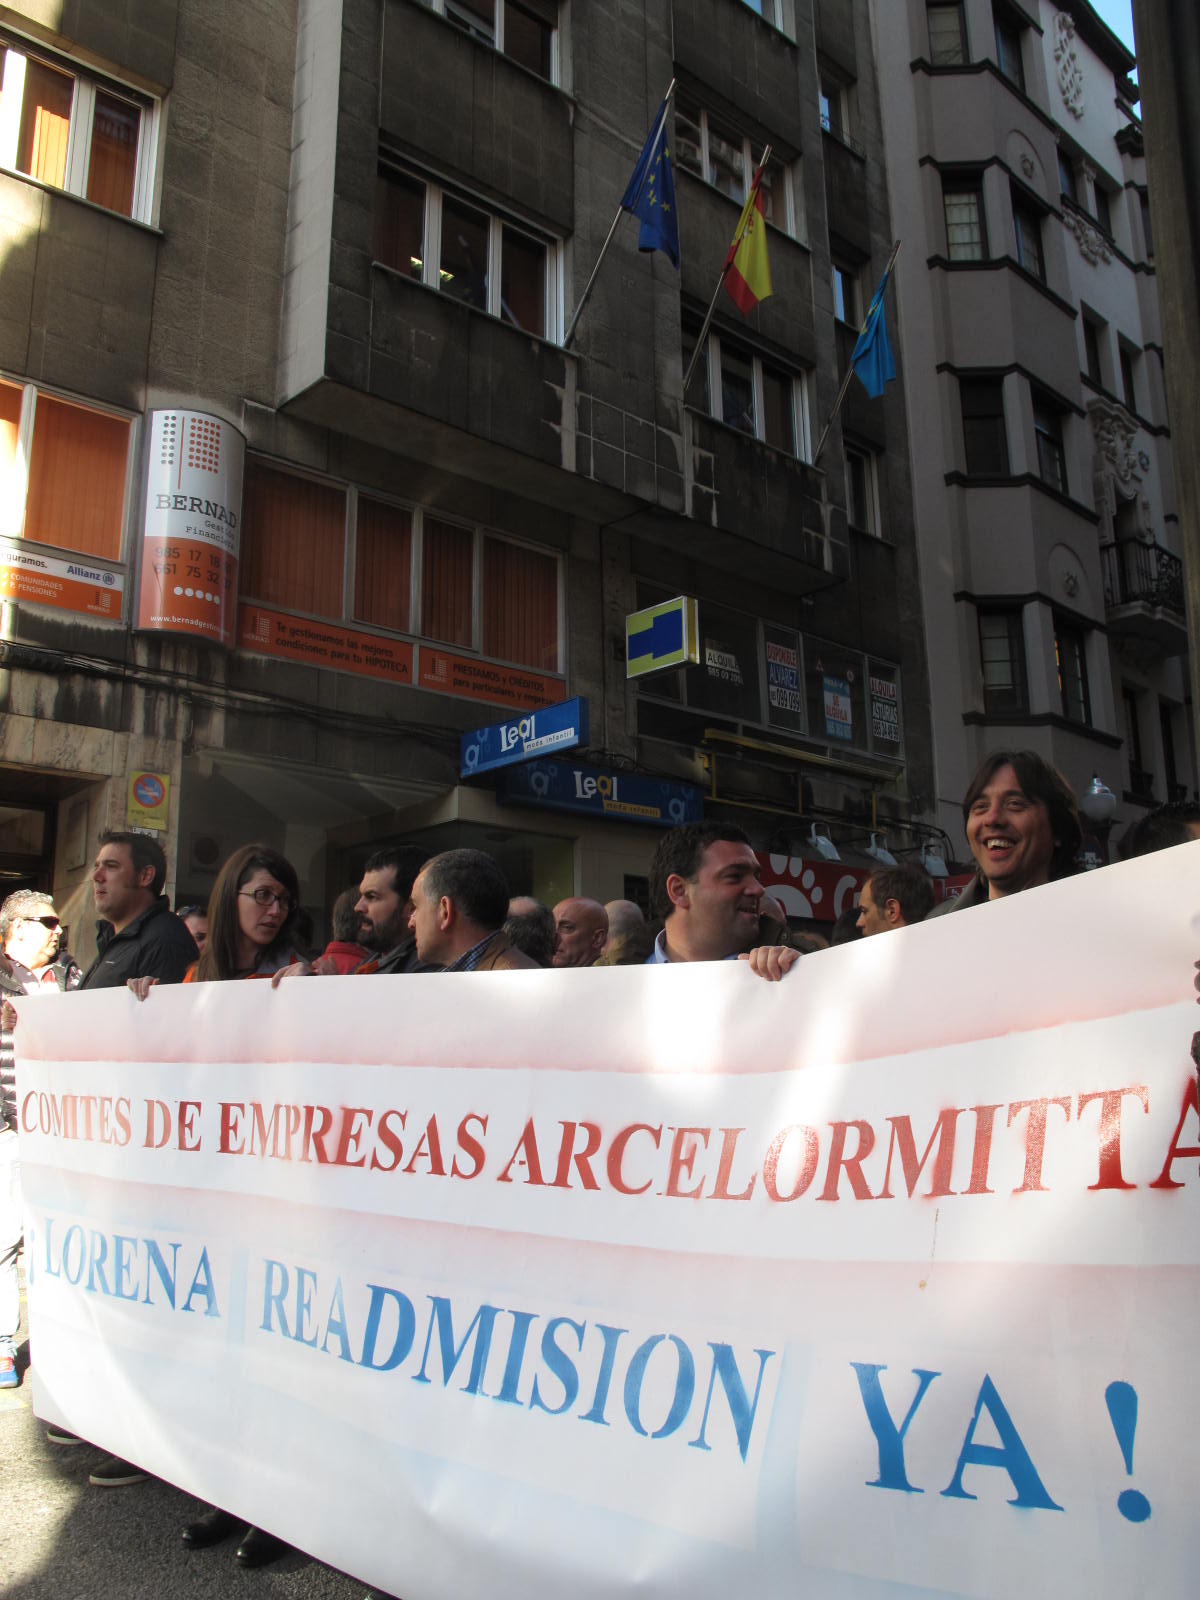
left=44, top=1425, right=82, bottom=1445
left=0, top=1337, right=17, bottom=1388
left=88, top=1455, right=148, bottom=1488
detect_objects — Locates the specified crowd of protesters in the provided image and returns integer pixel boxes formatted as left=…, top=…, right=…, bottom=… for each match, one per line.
left=0, top=747, right=1195, bottom=1596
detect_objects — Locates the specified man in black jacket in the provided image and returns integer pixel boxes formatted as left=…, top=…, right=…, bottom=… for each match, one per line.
left=78, top=831, right=196, bottom=990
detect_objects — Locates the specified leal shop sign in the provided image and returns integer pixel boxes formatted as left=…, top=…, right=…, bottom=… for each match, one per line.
left=137, top=410, right=246, bottom=648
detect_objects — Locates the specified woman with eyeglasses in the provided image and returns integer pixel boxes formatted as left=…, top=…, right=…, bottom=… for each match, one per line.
left=187, top=845, right=305, bottom=985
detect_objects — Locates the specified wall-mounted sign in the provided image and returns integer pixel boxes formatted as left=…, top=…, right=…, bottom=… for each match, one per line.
left=755, top=852, right=973, bottom=923
left=238, top=604, right=415, bottom=682
left=764, top=624, right=803, bottom=733
left=138, top=410, right=245, bottom=647
left=626, top=596, right=699, bottom=678
left=0, top=541, right=123, bottom=620
left=127, top=770, right=170, bottom=832
left=461, top=698, right=588, bottom=778
left=869, top=668, right=901, bottom=749
left=822, top=674, right=853, bottom=742
left=500, top=760, right=703, bottom=827
left=418, top=648, right=563, bottom=711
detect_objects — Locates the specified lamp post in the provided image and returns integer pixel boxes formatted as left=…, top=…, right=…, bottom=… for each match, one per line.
left=1079, top=772, right=1117, bottom=867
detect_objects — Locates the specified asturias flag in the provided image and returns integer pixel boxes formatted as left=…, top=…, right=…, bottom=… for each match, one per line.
left=621, top=99, right=680, bottom=268
left=723, top=170, right=772, bottom=314
left=851, top=267, right=897, bottom=398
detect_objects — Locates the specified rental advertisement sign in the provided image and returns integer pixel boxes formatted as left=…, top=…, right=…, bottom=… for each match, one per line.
left=14, top=847, right=1199, bottom=1599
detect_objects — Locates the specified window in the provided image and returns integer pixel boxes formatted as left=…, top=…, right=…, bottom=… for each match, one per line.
left=738, top=0, right=782, bottom=24
left=673, top=97, right=799, bottom=238
left=1057, top=149, right=1077, bottom=204
left=1011, top=194, right=1044, bottom=280
left=1139, top=190, right=1154, bottom=259
left=1033, top=394, right=1067, bottom=494
left=1054, top=615, right=1091, bottom=725
left=374, top=162, right=560, bottom=340
left=0, top=37, right=156, bottom=222
left=927, top=3, right=966, bottom=65
left=0, top=377, right=131, bottom=559
left=960, top=378, right=1009, bottom=476
left=241, top=460, right=563, bottom=671
left=684, top=321, right=810, bottom=458
left=978, top=609, right=1028, bottom=715
left=819, top=73, right=845, bottom=138
left=1118, top=343, right=1137, bottom=412
left=1081, top=315, right=1103, bottom=386
left=844, top=443, right=881, bottom=536
left=1093, top=184, right=1112, bottom=236
left=993, top=6, right=1025, bottom=91
left=1160, top=701, right=1183, bottom=800
left=430, top=0, right=558, bottom=81
left=832, top=260, right=860, bottom=326
left=943, top=178, right=987, bottom=260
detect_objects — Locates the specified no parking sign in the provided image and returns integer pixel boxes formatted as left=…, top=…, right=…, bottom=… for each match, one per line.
left=127, top=770, right=170, bottom=831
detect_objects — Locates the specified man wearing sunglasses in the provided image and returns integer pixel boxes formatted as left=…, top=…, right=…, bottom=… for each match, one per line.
left=78, top=831, right=197, bottom=992
left=0, top=889, right=80, bottom=1388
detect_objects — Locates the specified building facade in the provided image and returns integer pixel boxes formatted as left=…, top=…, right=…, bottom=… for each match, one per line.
left=0, top=0, right=936, bottom=957
left=872, top=0, right=1193, bottom=851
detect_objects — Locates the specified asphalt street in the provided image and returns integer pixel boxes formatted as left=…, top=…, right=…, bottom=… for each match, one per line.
left=0, top=1263, right=375, bottom=1600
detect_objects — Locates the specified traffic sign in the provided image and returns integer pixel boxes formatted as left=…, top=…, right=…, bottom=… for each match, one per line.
left=625, top=596, right=699, bottom=678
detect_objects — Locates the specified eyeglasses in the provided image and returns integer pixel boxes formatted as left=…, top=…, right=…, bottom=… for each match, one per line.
left=238, top=888, right=292, bottom=911
left=21, top=914, right=60, bottom=929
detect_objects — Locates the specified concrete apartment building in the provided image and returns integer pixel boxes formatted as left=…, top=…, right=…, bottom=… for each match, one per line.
left=0, top=0, right=938, bottom=953
left=872, top=0, right=1192, bottom=850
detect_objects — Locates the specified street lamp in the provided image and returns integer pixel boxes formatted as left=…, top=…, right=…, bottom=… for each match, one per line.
left=1079, top=772, right=1117, bottom=867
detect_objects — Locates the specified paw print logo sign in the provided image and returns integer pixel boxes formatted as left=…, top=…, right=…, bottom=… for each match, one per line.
left=757, top=852, right=866, bottom=924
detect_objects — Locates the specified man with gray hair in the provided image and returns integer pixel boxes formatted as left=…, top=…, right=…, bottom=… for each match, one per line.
left=408, top=849, right=538, bottom=971
left=0, top=889, right=80, bottom=1388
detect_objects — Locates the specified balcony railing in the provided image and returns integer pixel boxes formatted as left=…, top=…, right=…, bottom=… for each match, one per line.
left=1100, top=539, right=1184, bottom=616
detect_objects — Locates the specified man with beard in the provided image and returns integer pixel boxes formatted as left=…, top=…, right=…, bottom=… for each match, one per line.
left=353, top=846, right=433, bottom=973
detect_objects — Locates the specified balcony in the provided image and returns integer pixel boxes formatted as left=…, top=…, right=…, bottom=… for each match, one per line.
left=1100, top=539, right=1188, bottom=655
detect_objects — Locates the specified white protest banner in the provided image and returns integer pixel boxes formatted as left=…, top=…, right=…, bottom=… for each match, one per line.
left=15, top=845, right=1200, bottom=1598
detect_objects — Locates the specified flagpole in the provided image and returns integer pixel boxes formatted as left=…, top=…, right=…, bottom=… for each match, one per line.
left=812, top=238, right=901, bottom=466
left=681, top=147, right=771, bottom=397
left=563, top=80, right=676, bottom=351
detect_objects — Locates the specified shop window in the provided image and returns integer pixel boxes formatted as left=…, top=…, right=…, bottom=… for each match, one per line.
left=482, top=535, right=559, bottom=670
left=1054, top=615, right=1091, bottom=725
left=1032, top=393, right=1067, bottom=494
left=421, top=516, right=474, bottom=648
left=673, top=95, right=799, bottom=238
left=959, top=378, right=1009, bottom=476
left=240, top=462, right=347, bottom=618
left=1012, top=193, right=1045, bottom=281
left=927, top=3, right=966, bottom=64
left=0, top=37, right=156, bottom=222
left=978, top=608, right=1028, bottom=715
left=354, top=497, right=413, bottom=633
left=375, top=160, right=559, bottom=339
left=0, top=383, right=130, bottom=559
left=431, top=0, right=558, bottom=82
left=943, top=177, right=987, bottom=260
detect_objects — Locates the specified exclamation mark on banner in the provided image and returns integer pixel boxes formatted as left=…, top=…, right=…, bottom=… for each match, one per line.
left=1104, top=1380, right=1150, bottom=1522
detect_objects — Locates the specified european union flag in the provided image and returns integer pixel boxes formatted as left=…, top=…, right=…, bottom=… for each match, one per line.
left=851, top=268, right=897, bottom=398
left=621, top=100, right=680, bottom=269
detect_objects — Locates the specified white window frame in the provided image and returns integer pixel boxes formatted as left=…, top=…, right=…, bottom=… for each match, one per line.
left=691, top=330, right=811, bottom=461
left=380, top=163, right=564, bottom=343
left=429, top=0, right=561, bottom=85
left=832, top=260, right=861, bottom=327
left=0, top=37, right=158, bottom=224
left=674, top=99, right=801, bottom=242
left=844, top=443, right=882, bottom=538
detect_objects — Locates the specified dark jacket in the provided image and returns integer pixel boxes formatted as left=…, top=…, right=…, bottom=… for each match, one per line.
left=927, top=876, right=989, bottom=917
left=78, top=897, right=198, bottom=989
left=355, top=936, right=436, bottom=975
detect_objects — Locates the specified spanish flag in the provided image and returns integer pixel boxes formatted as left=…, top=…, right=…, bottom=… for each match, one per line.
left=723, top=167, right=772, bottom=314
